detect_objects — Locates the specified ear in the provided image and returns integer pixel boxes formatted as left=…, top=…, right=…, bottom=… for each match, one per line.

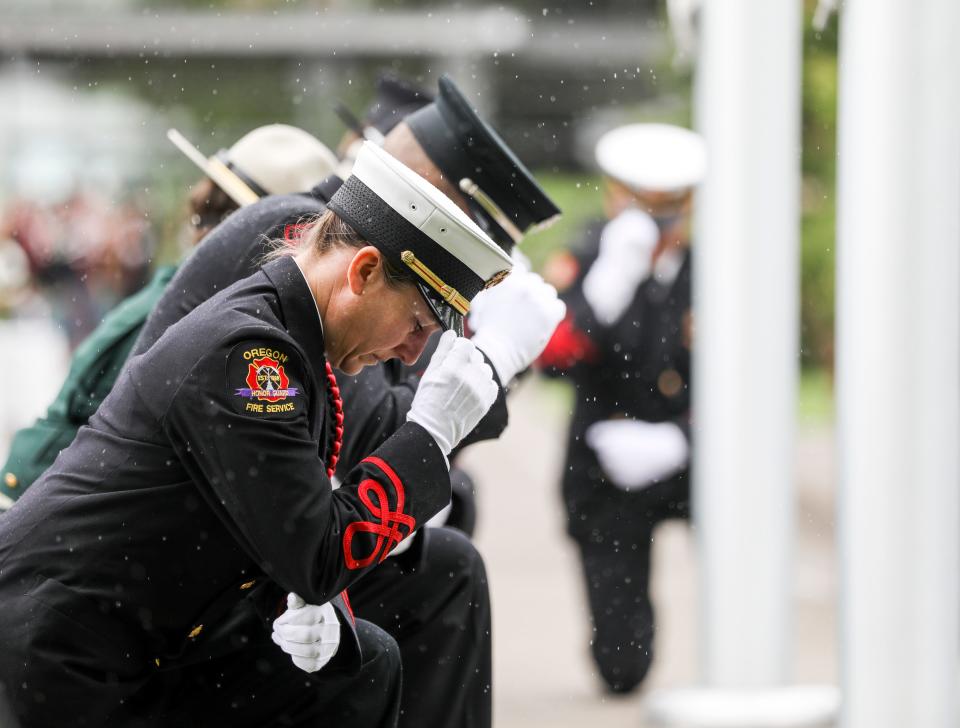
left=345, top=246, right=384, bottom=296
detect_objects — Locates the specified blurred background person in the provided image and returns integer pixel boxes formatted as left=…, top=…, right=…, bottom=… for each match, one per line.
left=538, top=123, right=705, bottom=693
left=1, top=190, right=153, bottom=348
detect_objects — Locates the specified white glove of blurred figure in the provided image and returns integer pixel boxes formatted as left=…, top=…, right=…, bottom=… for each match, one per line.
left=469, top=269, right=566, bottom=384
left=582, top=208, right=660, bottom=326
left=585, top=419, right=689, bottom=491
left=407, top=330, right=499, bottom=457
left=272, top=593, right=340, bottom=673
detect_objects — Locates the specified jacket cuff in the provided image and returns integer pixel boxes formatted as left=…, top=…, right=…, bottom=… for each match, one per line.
left=372, top=421, right=452, bottom=524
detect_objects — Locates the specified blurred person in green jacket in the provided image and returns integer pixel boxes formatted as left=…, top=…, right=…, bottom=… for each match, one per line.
left=0, top=124, right=339, bottom=506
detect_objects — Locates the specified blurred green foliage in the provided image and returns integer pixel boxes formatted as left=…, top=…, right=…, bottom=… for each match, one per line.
left=800, top=2, right=838, bottom=371
left=520, top=172, right=603, bottom=271
left=798, top=367, right=834, bottom=424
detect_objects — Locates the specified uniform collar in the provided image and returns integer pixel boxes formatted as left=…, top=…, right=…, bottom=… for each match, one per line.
left=261, top=256, right=327, bottom=370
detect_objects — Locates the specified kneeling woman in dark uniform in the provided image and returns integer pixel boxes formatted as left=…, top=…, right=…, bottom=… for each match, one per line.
left=0, top=142, right=511, bottom=728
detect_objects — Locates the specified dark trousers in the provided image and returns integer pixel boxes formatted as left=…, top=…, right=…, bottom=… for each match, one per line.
left=349, top=526, right=492, bottom=728
left=577, top=534, right=656, bottom=692
left=136, top=618, right=401, bottom=728
left=447, top=466, right=478, bottom=537
left=564, top=461, right=690, bottom=694
left=2, top=606, right=400, bottom=728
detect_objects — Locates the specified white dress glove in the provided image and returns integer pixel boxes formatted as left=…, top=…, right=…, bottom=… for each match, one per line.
left=407, top=330, right=499, bottom=457
left=271, top=593, right=341, bottom=674
left=585, top=419, right=689, bottom=491
left=582, top=208, right=660, bottom=326
left=468, top=270, right=567, bottom=384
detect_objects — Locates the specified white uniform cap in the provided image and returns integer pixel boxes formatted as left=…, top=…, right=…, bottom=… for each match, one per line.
left=327, top=141, right=513, bottom=334
left=595, top=123, right=707, bottom=193
left=167, top=124, right=339, bottom=207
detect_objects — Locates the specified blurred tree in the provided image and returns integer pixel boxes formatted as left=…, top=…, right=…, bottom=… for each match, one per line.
left=800, top=0, right=838, bottom=372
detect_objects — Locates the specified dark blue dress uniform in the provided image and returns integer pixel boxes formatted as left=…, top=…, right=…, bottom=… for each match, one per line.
left=539, top=221, right=692, bottom=693
left=0, top=255, right=449, bottom=726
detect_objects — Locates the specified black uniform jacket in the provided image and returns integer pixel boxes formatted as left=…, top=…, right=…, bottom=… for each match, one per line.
left=0, top=256, right=449, bottom=698
left=134, top=177, right=508, bottom=476
left=539, top=221, right=692, bottom=538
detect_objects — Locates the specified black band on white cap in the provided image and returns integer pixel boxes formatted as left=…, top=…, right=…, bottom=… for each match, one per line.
left=328, top=141, right=513, bottom=335
left=216, top=151, right=270, bottom=199
left=328, top=176, right=486, bottom=301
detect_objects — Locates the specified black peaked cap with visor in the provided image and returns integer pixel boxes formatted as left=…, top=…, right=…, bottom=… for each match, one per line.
left=404, top=75, right=561, bottom=252
left=327, top=142, right=513, bottom=336
left=365, top=73, right=435, bottom=135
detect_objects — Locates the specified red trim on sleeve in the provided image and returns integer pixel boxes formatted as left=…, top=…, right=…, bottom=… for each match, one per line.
left=341, top=457, right=417, bottom=570
left=537, top=312, right=599, bottom=370
left=283, top=223, right=312, bottom=245
left=339, top=589, right=356, bottom=625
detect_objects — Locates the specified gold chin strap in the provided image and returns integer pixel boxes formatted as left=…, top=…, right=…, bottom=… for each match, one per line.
left=401, top=251, right=471, bottom=315
left=458, top=178, right=524, bottom=245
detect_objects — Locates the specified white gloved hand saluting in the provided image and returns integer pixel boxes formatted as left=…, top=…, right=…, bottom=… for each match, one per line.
left=407, top=330, right=499, bottom=457
left=271, top=593, right=341, bottom=673
left=582, top=207, right=660, bottom=326
left=585, top=419, right=689, bottom=491
left=469, top=269, right=566, bottom=384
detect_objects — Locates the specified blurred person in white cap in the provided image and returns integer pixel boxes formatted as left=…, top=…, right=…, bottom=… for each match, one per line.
left=0, top=141, right=509, bottom=727
left=538, top=122, right=706, bottom=693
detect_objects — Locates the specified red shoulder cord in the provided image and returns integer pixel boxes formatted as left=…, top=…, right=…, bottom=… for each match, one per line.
left=326, top=362, right=356, bottom=624
left=271, top=364, right=350, bottom=622
left=324, top=361, right=344, bottom=478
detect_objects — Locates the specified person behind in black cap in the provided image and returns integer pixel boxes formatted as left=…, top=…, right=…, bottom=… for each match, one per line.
left=0, top=142, right=508, bottom=728
left=335, top=73, right=562, bottom=531
left=335, top=72, right=435, bottom=163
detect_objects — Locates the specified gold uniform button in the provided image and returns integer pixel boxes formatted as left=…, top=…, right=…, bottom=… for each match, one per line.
left=188, top=624, right=204, bottom=639
left=657, top=369, right=684, bottom=398
left=4, top=473, right=18, bottom=489
left=239, top=580, right=256, bottom=590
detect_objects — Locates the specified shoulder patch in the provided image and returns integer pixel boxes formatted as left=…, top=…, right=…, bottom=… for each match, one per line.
left=227, top=340, right=307, bottom=419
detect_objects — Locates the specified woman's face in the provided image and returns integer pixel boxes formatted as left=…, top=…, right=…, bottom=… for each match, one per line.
left=332, top=247, right=442, bottom=375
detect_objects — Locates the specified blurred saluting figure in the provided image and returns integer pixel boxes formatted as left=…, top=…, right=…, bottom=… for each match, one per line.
left=539, top=123, right=706, bottom=693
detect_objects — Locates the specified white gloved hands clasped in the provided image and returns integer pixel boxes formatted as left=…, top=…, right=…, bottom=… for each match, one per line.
left=469, top=269, right=566, bottom=384
left=271, top=593, right=340, bottom=673
left=407, top=330, right=499, bottom=457
left=585, top=419, right=689, bottom=491
left=582, top=208, right=660, bottom=326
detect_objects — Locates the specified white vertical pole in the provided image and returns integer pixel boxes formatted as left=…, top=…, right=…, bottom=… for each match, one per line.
left=647, top=0, right=838, bottom=722
left=691, top=0, right=801, bottom=687
left=836, top=1, right=960, bottom=727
